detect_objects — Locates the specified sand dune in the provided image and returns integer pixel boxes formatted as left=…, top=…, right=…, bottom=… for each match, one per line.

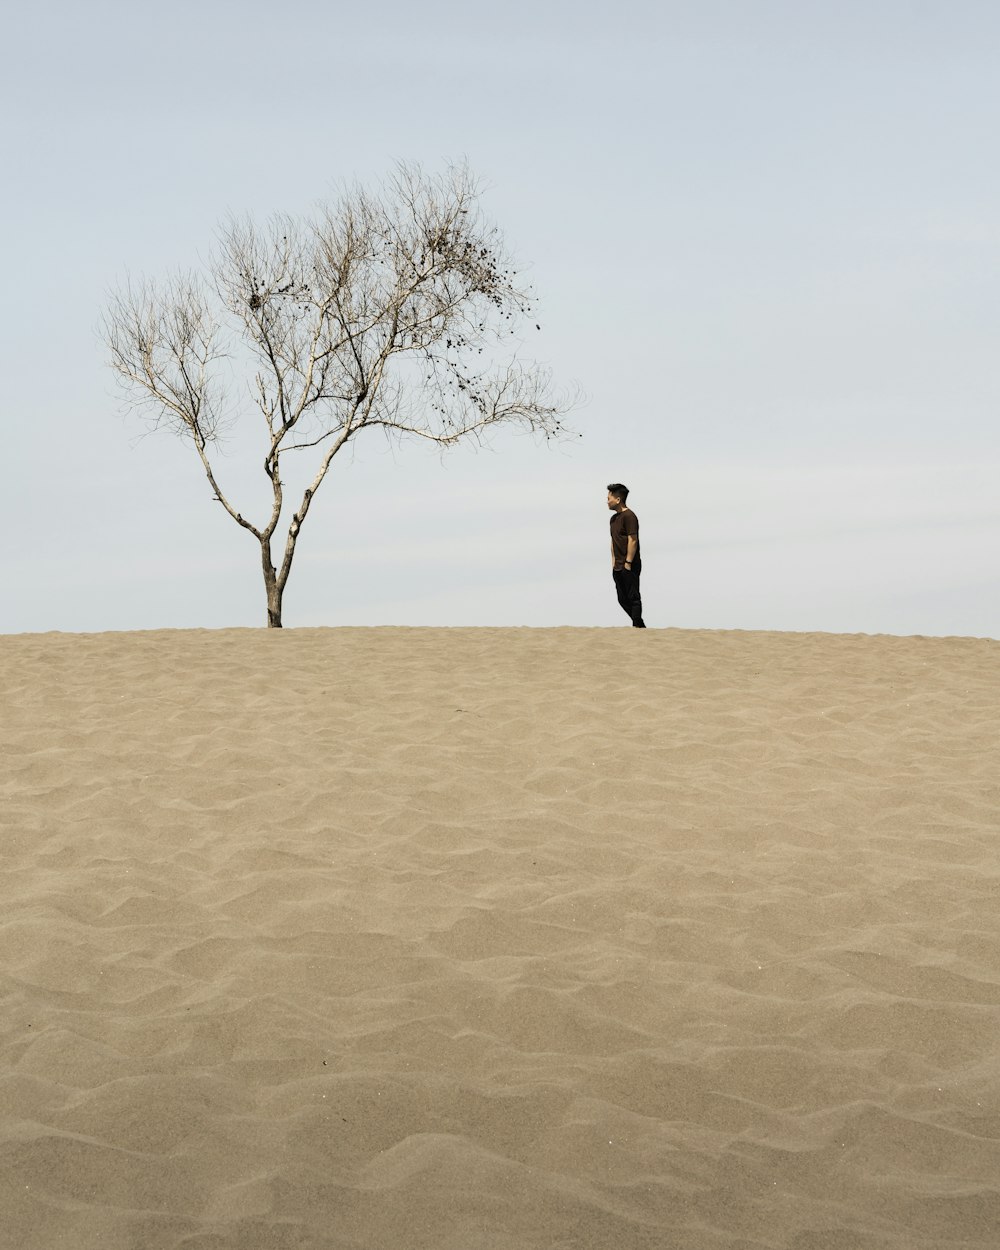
left=2, top=626, right=998, bottom=1249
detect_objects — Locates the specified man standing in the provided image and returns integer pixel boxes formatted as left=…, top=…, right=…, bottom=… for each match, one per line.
left=607, top=483, right=646, bottom=628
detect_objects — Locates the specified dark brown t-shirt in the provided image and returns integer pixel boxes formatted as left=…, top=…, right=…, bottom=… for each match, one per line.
left=610, top=508, right=639, bottom=570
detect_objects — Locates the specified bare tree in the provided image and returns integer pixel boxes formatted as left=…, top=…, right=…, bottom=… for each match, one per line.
left=104, top=163, right=573, bottom=627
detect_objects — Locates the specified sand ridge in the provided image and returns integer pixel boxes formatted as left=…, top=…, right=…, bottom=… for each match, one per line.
left=2, top=626, right=999, bottom=1248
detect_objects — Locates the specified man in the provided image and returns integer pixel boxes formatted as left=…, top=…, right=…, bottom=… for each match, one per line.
left=607, top=483, right=646, bottom=628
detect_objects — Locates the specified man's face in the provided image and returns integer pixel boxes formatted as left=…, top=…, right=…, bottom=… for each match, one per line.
left=607, top=491, right=621, bottom=510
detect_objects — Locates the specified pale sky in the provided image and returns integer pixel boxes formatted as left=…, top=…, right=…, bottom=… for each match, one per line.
left=4, top=0, right=998, bottom=635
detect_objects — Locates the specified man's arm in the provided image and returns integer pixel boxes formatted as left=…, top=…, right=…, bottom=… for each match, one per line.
left=624, top=512, right=639, bottom=568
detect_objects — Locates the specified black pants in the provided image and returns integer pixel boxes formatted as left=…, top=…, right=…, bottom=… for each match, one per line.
left=613, top=563, right=645, bottom=627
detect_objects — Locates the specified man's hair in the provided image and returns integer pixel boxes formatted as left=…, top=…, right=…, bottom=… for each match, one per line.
left=607, top=482, right=629, bottom=503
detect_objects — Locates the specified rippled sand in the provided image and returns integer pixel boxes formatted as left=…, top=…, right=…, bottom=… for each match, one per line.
left=2, top=626, right=998, bottom=1249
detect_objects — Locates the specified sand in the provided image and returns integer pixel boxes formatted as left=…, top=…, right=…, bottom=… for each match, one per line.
left=1, top=625, right=998, bottom=1249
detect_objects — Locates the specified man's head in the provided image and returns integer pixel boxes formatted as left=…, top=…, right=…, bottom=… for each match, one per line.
left=607, top=482, right=629, bottom=510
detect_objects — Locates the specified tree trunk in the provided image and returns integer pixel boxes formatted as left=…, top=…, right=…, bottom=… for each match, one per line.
left=261, top=541, right=283, bottom=628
